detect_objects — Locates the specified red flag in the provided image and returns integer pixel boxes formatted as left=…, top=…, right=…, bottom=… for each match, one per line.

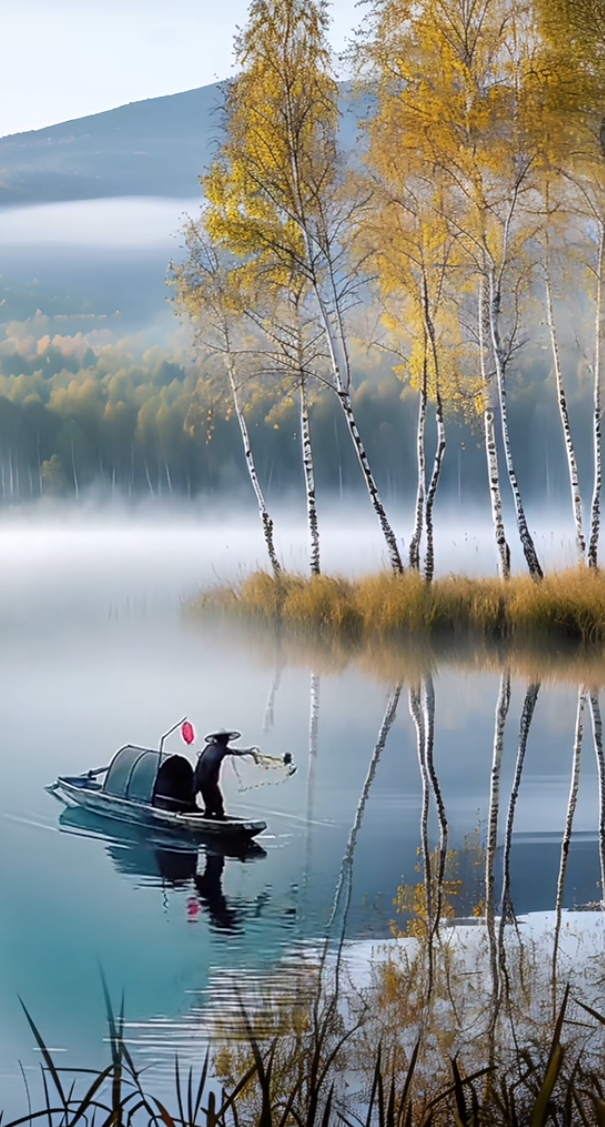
left=181, top=720, right=195, bottom=745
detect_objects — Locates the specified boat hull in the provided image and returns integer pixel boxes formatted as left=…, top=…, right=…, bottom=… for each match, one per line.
left=51, top=776, right=267, bottom=839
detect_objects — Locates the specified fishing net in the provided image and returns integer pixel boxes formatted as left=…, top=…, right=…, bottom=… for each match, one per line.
left=230, top=749, right=297, bottom=793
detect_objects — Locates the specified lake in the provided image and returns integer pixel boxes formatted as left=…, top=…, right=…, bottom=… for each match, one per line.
left=0, top=509, right=603, bottom=1113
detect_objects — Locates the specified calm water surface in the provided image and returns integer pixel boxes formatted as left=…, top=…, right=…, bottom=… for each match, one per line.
left=0, top=515, right=602, bottom=1111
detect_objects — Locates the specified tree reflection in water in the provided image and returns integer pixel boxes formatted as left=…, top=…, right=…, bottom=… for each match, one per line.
left=202, top=667, right=605, bottom=1117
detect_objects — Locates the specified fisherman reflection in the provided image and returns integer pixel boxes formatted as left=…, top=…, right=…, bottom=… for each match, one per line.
left=187, top=852, right=290, bottom=933
left=188, top=852, right=246, bottom=933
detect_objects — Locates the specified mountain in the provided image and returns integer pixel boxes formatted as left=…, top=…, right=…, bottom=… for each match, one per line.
left=0, top=84, right=224, bottom=207
left=0, top=82, right=361, bottom=208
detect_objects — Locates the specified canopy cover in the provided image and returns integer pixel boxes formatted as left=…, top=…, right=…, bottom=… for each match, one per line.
left=103, top=744, right=195, bottom=809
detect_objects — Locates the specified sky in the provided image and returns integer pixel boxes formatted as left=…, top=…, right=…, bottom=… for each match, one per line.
left=1, top=0, right=360, bottom=138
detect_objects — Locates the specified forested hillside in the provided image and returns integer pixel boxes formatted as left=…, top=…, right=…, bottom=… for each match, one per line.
left=0, top=312, right=591, bottom=508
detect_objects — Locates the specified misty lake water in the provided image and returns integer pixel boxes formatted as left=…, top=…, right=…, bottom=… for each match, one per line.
left=0, top=505, right=603, bottom=1112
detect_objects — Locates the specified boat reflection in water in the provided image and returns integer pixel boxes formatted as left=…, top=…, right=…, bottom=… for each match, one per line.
left=58, top=805, right=268, bottom=934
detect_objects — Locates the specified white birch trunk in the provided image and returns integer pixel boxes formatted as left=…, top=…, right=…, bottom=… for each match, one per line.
left=409, top=681, right=437, bottom=1003
left=409, top=358, right=427, bottom=571
left=311, top=284, right=404, bottom=573
left=336, top=385, right=404, bottom=574
left=143, top=458, right=155, bottom=498
left=326, top=684, right=402, bottom=1005
left=71, top=437, right=80, bottom=501
left=302, top=671, right=321, bottom=922
left=552, top=689, right=585, bottom=1006
left=424, top=391, right=447, bottom=584
left=499, top=682, right=540, bottom=927
left=284, top=123, right=403, bottom=573
left=486, top=670, right=511, bottom=1008
left=487, top=268, right=543, bottom=579
left=498, top=681, right=540, bottom=990
left=589, top=223, right=605, bottom=569
left=410, top=684, right=432, bottom=935
left=262, top=666, right=283, bottom=732
left=479, top=280, right=511, bottom=580
left=423, top=673, right=448, bottom=944
left=305, top=671, right=320, bottom=836
left=226, top=355, right=281, bottom=579
left=308, top=671, right=320, bottom=796
left=544, top=268, right=586, bottom=562
left=327, top=685, right=402, bottom=936
left=422, top=276, right=447, bottom=582
left=300, top=377, right=320, bottom=576
left=588, top=691, right=605, bottom=908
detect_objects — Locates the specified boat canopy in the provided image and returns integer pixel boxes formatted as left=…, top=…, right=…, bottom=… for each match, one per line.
left=103, top=745, right=195, bottom=810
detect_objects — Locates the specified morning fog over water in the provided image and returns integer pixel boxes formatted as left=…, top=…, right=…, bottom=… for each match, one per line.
left=0, top=506, right=604, bottom=1111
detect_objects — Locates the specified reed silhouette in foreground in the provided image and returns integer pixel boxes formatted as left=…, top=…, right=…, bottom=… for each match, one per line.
left=7, top=980, right=605, bottom=1127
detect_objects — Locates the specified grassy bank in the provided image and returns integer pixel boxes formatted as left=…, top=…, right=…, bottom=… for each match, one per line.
left=191, top=567, right=605, bottom=648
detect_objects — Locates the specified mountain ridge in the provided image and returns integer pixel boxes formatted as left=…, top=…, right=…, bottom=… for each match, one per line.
left=0, top=81, right=360, bottom=208
left=0, top=83, right=225, bottom=206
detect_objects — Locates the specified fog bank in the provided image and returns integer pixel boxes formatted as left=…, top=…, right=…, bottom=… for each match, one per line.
left=0, top=499, right=582, bottom=628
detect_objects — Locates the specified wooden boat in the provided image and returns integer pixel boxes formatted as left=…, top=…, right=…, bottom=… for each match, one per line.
left=47, top=739, right=267, bottom=841
left=58, top=805, right=267, bottom=877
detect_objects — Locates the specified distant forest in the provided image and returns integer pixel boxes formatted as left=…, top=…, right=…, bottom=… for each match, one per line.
left=0, top=311, right=594, bottom=506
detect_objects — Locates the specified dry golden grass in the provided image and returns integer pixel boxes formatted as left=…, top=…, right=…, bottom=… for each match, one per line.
left=187, top=566, right=605, bottom=688
left=192, top=566, right=605, bottom=644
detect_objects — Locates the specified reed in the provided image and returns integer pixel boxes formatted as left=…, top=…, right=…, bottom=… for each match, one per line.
left=192, top=567, right=605, bottom=648
left=5, top=983, right=605, bottom=1127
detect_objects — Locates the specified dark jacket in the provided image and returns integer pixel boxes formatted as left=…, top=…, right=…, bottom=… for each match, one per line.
left=194, top=741, right=230, bottom=790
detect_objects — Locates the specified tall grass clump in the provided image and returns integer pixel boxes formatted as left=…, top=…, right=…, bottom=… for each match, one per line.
left=192, top=567, right=605, bottom=647
left=8, top=968, right=605, bottom=1127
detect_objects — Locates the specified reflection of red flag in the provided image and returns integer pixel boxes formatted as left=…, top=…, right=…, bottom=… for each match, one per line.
left=181, top=721, right=195, bottom=745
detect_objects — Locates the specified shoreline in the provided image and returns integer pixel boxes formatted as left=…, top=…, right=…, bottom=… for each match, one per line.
left=189, top=566, right=605, bottom=649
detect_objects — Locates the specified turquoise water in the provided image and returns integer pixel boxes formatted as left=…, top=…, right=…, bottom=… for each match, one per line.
left=0, top=521, right=603, bottom=1113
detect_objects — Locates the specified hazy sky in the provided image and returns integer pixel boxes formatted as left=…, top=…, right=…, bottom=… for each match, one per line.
left=2, top=0, right=360, bottom=138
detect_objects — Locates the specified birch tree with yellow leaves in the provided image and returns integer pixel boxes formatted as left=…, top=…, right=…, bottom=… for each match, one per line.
left=358, top=206, right=462, bottom=579
left=355, top=120, right=470, bottom=579
left=359, top=0, right=543, bottom=579
left=534, top=0, right=605, bottom=568
left=176, top=222, right=325, bottom=575
left=202, top=0, right=404, bottom=573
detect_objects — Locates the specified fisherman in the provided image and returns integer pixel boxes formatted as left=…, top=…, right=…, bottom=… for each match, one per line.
left=194, top=729, right=258, bottom=819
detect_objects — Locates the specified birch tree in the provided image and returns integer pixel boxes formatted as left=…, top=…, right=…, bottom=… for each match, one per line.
left=552, top=688, right=586, bottom=1010
left=245, top=286, right=324, bottom=575
left=534, top=0, right=605, bottom=566
left=478, top=280, right=512, bottom=579
left=486, top=670, right=511, bottom=1010
left=498, top=680, right=540, bottom=1001
left=203, top=0, right=404, bottom=572
left=422, top=673, right=448, bottom=945
left=499, top=682, right=541, bottom=931
left=355, top=174, right=463, bottom=578
left=327, top=684, right=402, bottom=942
left=408, top=682, right=434, bottom=998
left=172, top=228, right=282, bottom=577
left=538, top=185, right=586, bottom=561
left=359, top=0, right=544, bottom=579
left=588, top=691, right=605, bottom=909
